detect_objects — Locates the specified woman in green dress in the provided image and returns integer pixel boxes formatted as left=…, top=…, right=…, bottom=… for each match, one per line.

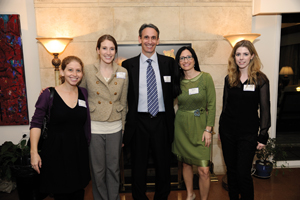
left=172, top=46, right=216, bottom=200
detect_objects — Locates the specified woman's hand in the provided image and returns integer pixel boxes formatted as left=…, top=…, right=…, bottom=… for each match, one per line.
left=256, top=142, right=265, bottom=150
left=202, top=131, right=212, bottom=147
left=30, top=152, right=42, bottom=174
left=40, top=88, right=46, bottom=95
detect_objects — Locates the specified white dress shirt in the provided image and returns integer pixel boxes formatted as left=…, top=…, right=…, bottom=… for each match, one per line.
left=138, top=53, right=165, bottom=112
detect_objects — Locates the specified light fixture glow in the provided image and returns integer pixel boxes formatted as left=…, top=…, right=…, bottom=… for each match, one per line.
left=36, top=37, right=73, bottom=54
left=224, top=33, right=261, bottom=47
left=279, top=66, right=294, bottom=76
left=36, top=37, right=73, bottom=86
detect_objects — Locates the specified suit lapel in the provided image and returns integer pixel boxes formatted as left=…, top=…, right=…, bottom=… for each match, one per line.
left=94, top=62, right=109, bottom=86
left=157, top=54, right=168, bottom=100
left=130, top=55, right=140, bottom=105
left=130, top=53, right=169, bottom=107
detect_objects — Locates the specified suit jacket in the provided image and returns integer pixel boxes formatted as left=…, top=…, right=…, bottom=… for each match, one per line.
left=80, top=62, right=128, bottom=130
left=122, top=53, right=175, bottom=145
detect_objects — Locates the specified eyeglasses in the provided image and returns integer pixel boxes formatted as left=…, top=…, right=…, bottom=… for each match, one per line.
left=179, top=55, right=193, bottom=62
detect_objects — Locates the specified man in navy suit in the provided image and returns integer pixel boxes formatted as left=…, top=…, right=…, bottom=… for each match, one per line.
left=122, top=23, right=175, bottom=200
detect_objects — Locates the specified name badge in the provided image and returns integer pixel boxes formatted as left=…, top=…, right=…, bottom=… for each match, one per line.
left=189, top=88, right=199, bottom=95
left=78, top=99, right=87, bottom=108
left=116, top=72, right=126, bottom=79
left=243, top=84, right=255, bottom=91
left=164, top=76, right=171, bottom=83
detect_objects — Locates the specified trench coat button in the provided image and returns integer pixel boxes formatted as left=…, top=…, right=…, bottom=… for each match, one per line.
left=98, top=101, right=101, bottom=104
left=96, top=81, right=100, bottom=84
left=114, top=82, right=117, bottom=85
left=114, top=74, right=116, bottom=77
left=114, top=92, right=117, bottom=95
left=97, top=92, right=100, bottom=95
left=109, top=101, right=112, bottom=104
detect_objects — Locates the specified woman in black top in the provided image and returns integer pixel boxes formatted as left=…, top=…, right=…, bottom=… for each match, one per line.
left=30, top=56, right=91, bottom=200
left=219, top=40, right=270, bottom=200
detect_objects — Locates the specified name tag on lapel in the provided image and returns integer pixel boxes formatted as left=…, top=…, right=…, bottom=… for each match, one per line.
left=163, top=76, right=171, bottom=83
left=243, top=84, right=255, bottom=91
left=78, top=100, right=87, bottom=108
left=189, top=88, right=199, bottom=95
left=116, top=72, right=126, bottom=79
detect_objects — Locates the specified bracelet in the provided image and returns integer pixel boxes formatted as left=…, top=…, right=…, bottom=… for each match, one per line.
left=204, top=129, right=213, bottom=134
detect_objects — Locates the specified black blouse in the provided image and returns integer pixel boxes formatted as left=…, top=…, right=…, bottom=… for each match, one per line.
left=219, top=72, right=271, bottom=144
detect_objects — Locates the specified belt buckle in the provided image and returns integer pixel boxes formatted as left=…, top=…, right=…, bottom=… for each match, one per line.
left=149, top=113, right=157, bottom=118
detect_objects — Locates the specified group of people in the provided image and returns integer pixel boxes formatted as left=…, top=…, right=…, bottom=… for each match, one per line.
left=29, top=23, right=270, bottom=200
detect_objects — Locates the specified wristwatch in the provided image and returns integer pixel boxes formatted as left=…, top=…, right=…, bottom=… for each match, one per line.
left=204, top=129, right=213, bottom=134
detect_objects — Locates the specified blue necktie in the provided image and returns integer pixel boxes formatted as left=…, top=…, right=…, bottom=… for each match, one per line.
left=146, top=59, right=159, bottom=117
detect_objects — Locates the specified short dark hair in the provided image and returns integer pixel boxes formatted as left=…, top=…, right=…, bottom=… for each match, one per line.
left=138, top=23, right=160, bottom=38
left=96, top=34, right=118, bottom=53
left=60, top=56, right=84, bottom=84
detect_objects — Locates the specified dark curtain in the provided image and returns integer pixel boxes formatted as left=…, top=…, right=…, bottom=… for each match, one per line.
left=279, top=44, right=300, bottom=85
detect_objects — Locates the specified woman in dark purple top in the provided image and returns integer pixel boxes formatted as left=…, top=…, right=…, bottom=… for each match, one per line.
left=219, top=40, right=270, bottom=200
left=30, top=56, right=91, bottom=200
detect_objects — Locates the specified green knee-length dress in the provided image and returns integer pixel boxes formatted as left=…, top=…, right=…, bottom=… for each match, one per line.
left=172, top=72, right=216, bottom=166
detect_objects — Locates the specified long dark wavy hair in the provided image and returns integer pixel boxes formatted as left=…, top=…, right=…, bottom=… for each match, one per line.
left=173, top=46, right=201, bottom=97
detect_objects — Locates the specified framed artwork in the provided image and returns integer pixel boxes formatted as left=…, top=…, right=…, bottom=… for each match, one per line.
left=115, top=43, right=192, bottom=66
left=0, top=14, right=29, bottom=125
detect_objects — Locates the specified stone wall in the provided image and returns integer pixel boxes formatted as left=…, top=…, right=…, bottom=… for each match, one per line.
left=34, top=0, right=253, bottom=174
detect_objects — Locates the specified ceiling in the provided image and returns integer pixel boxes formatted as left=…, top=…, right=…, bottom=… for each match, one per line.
left=281, top=13, right=300, bottom=35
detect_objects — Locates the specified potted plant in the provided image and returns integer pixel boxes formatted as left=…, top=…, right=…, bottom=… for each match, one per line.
left=0, top=135, right=30, bottom=193
left=0, top=134, right=42, bottom=199
left=254, top=138, right=288, bottom=178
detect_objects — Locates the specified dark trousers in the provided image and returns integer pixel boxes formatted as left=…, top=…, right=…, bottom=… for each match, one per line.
left=220, top=131, right=257, bottom=200
left=53, top=189, right=84, bottom=200
left=131, top=112, right=171, bottom=200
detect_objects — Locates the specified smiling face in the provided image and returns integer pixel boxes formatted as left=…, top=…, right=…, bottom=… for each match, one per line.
left=138, top=27, right=159, bottom=58
left=234, top=46, right=254, bottom=70
left=60, top=60, right=83, bottom=86
left=179, top=49, right=195, bottom=72
left=97, top=39, right=116, bottom=65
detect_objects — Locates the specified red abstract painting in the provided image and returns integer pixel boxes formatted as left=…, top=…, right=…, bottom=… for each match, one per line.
left=0, top=14, right=29, bottom=125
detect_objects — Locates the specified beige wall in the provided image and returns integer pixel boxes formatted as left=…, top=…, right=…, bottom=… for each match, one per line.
left=252, top=15, right=282, bottom=140
left=34, top=0, right=254, bottom=174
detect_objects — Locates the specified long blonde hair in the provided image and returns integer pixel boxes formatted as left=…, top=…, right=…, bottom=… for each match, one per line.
left=228, top=40, right=262, bottom=87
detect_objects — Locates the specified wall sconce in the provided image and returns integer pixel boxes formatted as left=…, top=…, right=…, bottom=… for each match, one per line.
left=224, top=33, right=261, bottom=47
left=36, top=37, right=73, bottom=86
